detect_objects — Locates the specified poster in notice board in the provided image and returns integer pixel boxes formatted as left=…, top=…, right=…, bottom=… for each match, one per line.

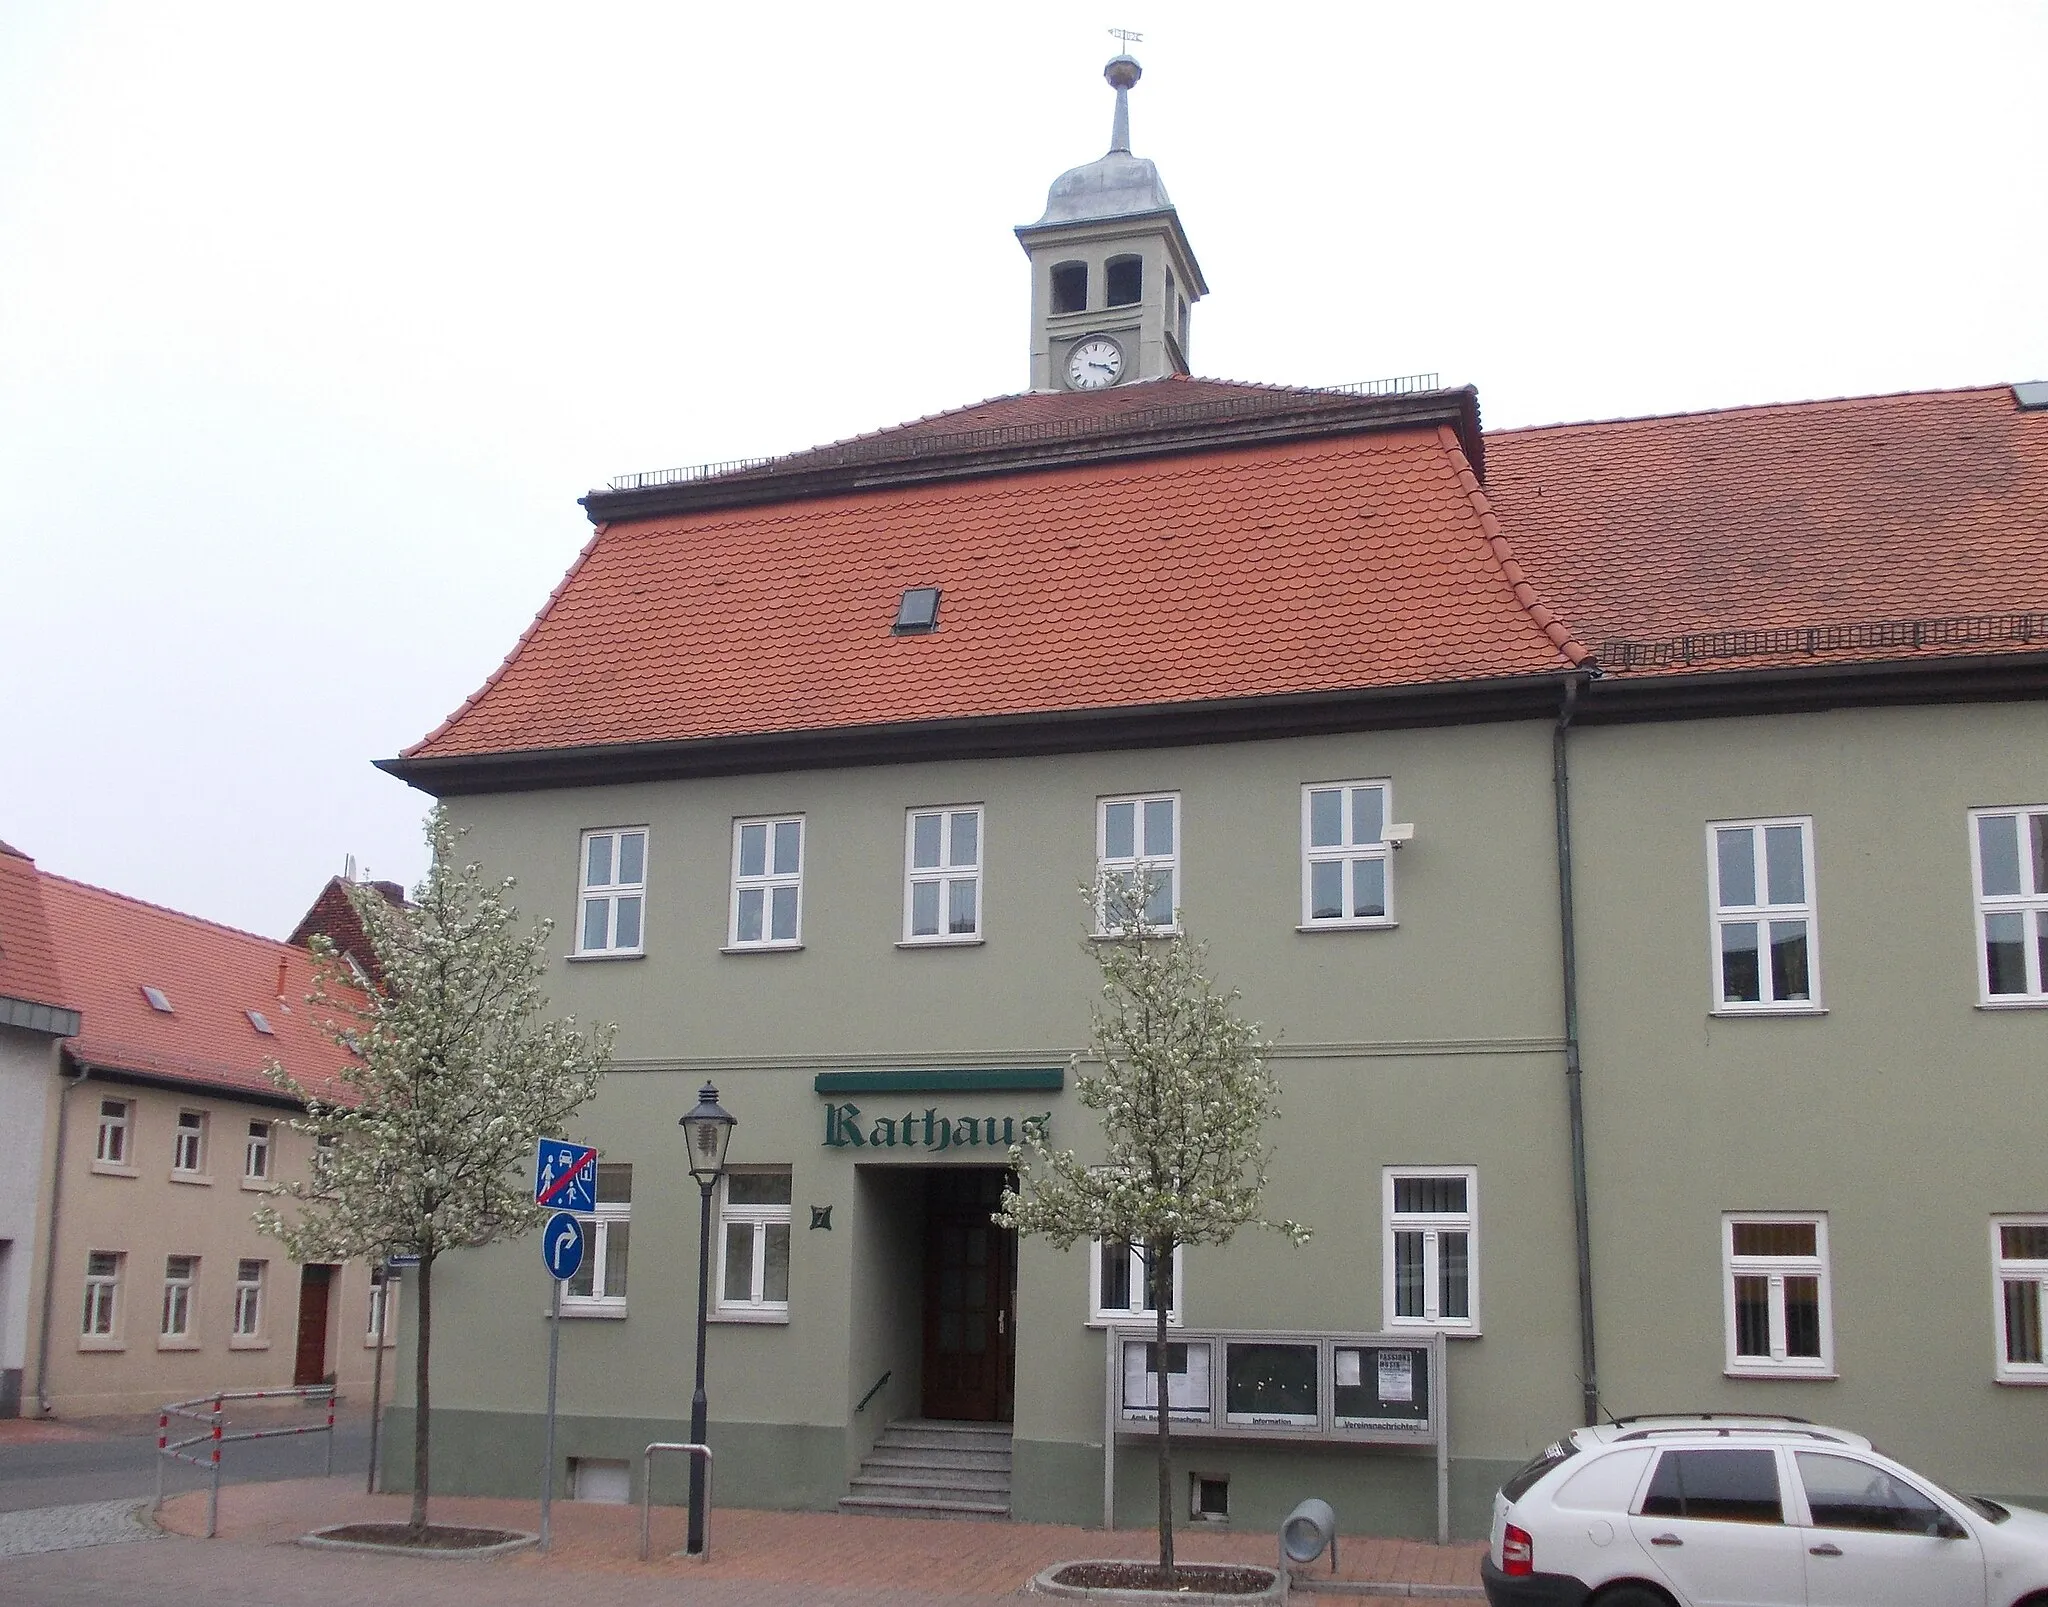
left=1333, top=1343, right=1430, bottom=1428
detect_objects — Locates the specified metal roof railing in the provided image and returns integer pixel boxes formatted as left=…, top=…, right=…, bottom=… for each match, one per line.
left=1601, top=612, right=2048, bottom=671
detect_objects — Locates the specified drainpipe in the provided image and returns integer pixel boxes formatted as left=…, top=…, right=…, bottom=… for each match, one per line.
left=35, top=1062, right=89, bottom=1415
left=1554, top=675, right=1601, bottom=1427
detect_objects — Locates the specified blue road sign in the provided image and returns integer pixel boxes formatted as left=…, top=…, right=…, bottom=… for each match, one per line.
left=543, top=1211, right=586, bottom=1282
left=534, top=1139, right=598, bottom=1213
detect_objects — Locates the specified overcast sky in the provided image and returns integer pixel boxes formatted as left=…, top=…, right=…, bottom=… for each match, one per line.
left=3, top=1, right=2044, bottom=940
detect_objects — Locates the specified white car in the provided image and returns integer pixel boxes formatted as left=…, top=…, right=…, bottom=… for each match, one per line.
left=1481, top=1413, right=2048, bottom=1607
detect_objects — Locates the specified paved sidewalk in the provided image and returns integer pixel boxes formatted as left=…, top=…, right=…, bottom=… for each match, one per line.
left=143, top=1476, right=1484, bottom=1602
left=0, top=1499, right=159, bottom=1559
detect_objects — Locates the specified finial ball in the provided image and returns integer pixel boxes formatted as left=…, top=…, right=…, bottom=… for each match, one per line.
left=1104, top=55, right=1141, bottom=91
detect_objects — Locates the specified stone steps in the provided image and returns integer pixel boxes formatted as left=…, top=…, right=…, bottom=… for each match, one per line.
left=840, top=1418, right=1012, bottom=1522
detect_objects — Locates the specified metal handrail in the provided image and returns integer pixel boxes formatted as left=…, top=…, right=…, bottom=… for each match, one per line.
left=641, top=1442, right=713, bottom=1562
left=155, top=1384, right=337, bottom=1538
left=854, top=1369, right=892, bottom=1414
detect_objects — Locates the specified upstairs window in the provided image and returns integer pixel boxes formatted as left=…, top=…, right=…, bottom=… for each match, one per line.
left=904, top=806, right=983, bottom=942
left=578, top=828, right=648, bottom=956
left=1708, top=818, right=1819, bottom=1011
left=244, top=1121, right=271, bottom=1181
left=1051, top=260, right=1088, bottom=313
left=730, top=817, right=804, bottom=948
left=1098, top=793, right=1179, bottom=932
left=1302, top=781, right=1393, bottom=927
left=1106, top=253, right=1143, bottom=307
left=96, top=1099, right=131, bottom=1166
left=1971, top=807, right=2048, bottom=1003
left=172, top=1110, right=207, bottom=1175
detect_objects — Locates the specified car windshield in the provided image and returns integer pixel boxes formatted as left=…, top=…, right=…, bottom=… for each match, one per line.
left=1501, top=1439, right=1581, bottom=1502
left=1873, top=1449, right=2010, bottom=1523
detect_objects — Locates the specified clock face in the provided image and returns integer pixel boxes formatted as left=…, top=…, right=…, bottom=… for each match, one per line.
left=1065, top=336, right=1124, bottom=390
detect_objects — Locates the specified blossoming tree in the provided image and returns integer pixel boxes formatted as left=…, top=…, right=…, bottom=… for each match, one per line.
left=999, top=879, right=1308, bottom=1585
left=258, top=808, right=614, bottom=1540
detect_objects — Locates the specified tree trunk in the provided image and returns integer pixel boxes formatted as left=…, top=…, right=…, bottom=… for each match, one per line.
left=409, top=1249, right=432, bottom=1539
left=1152, top=1235, right=1174, bottom=1586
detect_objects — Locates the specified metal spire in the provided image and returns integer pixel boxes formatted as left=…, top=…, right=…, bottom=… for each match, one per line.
left=1104, top=37, right=1142, bottom=155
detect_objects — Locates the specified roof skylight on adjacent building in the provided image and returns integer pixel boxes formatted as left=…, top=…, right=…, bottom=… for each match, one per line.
left=247, top=1009, right=275, bottom=1035
left=141, top=985, right=173, bottom=1013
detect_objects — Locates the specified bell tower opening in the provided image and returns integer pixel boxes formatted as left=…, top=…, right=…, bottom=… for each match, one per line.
left=1016, top=52, right=1208, bottom=393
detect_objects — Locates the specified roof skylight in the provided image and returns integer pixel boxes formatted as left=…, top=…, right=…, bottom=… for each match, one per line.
left=141, top=986, right=173, bottom=1013
left=893, top=587, right=942, bottom=634
left=247, top=1009, right=275, bottom=1035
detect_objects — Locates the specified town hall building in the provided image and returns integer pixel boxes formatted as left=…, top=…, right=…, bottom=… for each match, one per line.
left=376, top=54, right=2048, bottom=1536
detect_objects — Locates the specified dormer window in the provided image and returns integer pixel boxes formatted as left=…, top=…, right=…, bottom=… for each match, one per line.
left=141, top=986, right=173, bottom=1014
left=1106, top=254, right=1143, bottom=307
left=893, top=587, right=941, bottom=635
left=1051, top=261, right=1088, bottom=314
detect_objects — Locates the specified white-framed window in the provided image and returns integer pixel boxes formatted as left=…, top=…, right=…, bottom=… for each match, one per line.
left=1090, top=1238, right=1183, bottom=1326
left=161, top=1255, right=198, bottom=1339
left=233, top=1259, right=265, bottom=1339
left=244, top=1121, right=271, bottom=1181
left=1098, top=793, right=1179, bottom=932
left=1971, top=808, right=2048, bottom=1003
left=903, top=805, right=983, bottom=943
left=1723, top=1213, right=1833, bottom=1376
left=1301, top=781, right=1392, bottom=927
left=1707, top=818, right=1820, bottom=1011
left=95, top=1099, right=131, bottom=1165
left=1993, top=1216, right=2048, bottom=1383
left=172, top=1110, right=207, bottom=1174
left=563, top=1163, right=632, bottom=1315
left=577, top=827, right=648, bottom=955
left=82, top=1251, right=122, bottom=1338
left=365, top=1270, right=398, bottom=1346
left=729, top=817, right=803, bottom=948
left=715, top=1169, right=792, bottom=1317
left=1383, top=1168, right=1478, bottom=1331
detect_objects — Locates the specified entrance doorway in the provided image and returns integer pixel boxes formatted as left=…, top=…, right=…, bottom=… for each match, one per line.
left=920, top=1169, right=1016, bottom=1422
left=293, top=1264, right=335, bottom=1386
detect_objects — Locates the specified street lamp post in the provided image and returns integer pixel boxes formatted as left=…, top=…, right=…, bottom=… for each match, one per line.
left=680, top=1082, right=736, bottom=1558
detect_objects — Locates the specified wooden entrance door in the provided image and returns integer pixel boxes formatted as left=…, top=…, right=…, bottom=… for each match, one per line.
left=921, top=1170, right=1015, bottom=1422
left=293, top=1264, right=334, bottom=1386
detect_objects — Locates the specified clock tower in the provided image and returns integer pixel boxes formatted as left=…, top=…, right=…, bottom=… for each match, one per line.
left=1017, top=54, right=1207, bottom=392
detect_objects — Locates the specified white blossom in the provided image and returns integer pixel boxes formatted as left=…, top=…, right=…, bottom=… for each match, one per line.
left=256, top=806, right=613, bottom=1537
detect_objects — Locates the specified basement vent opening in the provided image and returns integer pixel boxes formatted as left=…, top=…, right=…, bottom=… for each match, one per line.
left=247, top=1009, right=275, bottom=1035
left=893, top=587, right=942, bottom=635
left=141, top=985, right=174, bottom=1013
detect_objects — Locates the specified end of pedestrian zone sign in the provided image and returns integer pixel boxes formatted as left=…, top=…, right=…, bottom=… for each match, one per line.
left=535, top=1138, right=599, bottom=1212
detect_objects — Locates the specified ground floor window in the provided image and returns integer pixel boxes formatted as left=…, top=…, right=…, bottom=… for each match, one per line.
left=1090, top=1238, right=1182, bottom=1325
left=1383, top=1168, right=1477, bottom=1331
left=716, top=1169, right=792, bottom=1318
left=1724, top=1213, right=1833, bottom=1376
left=564, top=1163, right=632, bottom=1314
left=82, top=1250, right=122, bottom=1339
left=160, top=1255, right=198, bottom=1340
left=1994, top=1216, right=2048, bottom=1382
left=233, top=1259, right=264, bottom=1339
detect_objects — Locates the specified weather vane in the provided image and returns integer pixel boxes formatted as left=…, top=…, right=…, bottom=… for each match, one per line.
left=1108, top=27, right=1144, bottom=51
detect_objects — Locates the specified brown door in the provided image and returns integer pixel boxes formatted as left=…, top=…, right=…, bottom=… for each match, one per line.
left=921, top=1170, right=1016, bottom=1422
left=293, top=1264, right=334, bottom=1386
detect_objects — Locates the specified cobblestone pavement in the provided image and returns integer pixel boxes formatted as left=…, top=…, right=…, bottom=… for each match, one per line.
left=0, top=1474, right=1486, bottom=1606
left=0, top=1498, right=160, bottom=1559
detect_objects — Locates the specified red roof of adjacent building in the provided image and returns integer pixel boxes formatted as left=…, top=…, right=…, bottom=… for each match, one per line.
left=406, top=416, right=1582, bottom=761
left=1485, top=385, right=2048, bottom=672
left=38, top=873, right=361, bottom=1105
left=0, top=841, right=71, bottom=1015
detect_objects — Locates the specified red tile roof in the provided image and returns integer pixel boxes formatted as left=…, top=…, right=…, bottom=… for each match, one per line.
left=0, top=841, right=70, bottom=1015
left=406, top=422, right=1584, bottom=761
left=1486, top=385, right=2048, bottom=673
left=38, top=873, right=360, bottom=1105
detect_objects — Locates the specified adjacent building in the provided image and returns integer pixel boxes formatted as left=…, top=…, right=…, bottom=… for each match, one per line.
left=371, top=55, right=2048, bottom=1535
left=0, top=845, right=390, bottom=1417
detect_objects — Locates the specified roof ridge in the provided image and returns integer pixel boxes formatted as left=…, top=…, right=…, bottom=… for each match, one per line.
left=40, top=871, right=318, bottom=956
left=1436, top=424, right=1591, bottom=669
left=1489, top=382, right=2019, bottom=441
left=400, top=523, right=612, bottom=760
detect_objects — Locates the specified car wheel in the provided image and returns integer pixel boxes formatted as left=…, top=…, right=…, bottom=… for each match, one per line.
left=1592, top=1587, right=1677, bottom=1607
